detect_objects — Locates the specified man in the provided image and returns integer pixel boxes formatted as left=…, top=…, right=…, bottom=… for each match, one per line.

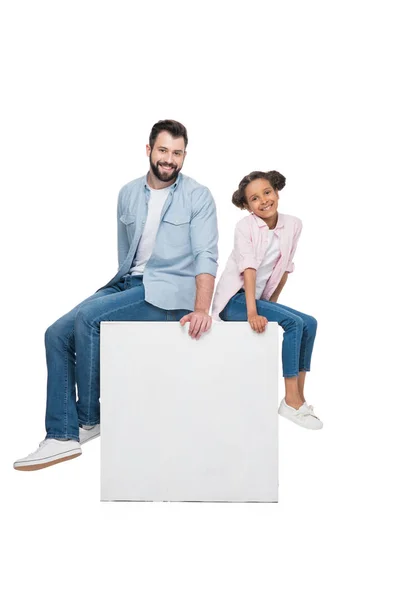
left=14, top=119, right=218, bottom=471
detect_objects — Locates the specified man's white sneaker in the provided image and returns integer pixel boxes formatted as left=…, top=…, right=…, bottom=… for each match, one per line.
left=13, top=439, right=82, bottom=471
left=278, top=398, right=323, bottom=430
left=79, top=424, right=100, bottom=445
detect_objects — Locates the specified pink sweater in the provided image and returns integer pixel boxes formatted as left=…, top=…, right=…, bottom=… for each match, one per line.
left=211, top=212, right=302, bottom=320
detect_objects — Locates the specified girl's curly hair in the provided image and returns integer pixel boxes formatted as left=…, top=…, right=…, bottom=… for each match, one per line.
left=232, top=170, right=286, bottom=210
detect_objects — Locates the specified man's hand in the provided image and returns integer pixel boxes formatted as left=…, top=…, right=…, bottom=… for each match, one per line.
left=180, top=310, right=212, bottom=340
left=248, top=313, right=268, bottom=334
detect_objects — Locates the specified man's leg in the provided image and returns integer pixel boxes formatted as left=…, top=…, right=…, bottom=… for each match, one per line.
left=44, top=284, right=122, bottom=441
left=74, top=275, right=190, bottom=426
left=13, top=283, right=124, bottom=470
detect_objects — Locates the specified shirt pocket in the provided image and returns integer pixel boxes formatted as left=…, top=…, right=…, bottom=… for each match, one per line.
left=161, top=213, right=191, bottom=247
left=120, top=213, right=136, bottom=227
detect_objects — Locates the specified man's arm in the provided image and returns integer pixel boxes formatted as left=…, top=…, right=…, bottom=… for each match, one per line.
left=117, top=187, right=130, bottom=268
left=180, top=187, right=218, bottom=340
left=194, top=273, right=215, bottom=314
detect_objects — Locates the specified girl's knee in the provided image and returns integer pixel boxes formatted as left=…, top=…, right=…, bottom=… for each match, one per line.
left=281, top=313, right=303, bottom=332
left=305, top=315, right=318, bottom=334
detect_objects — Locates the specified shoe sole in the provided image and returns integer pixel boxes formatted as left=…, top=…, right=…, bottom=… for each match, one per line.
left=14, top=451, right=82, bottom=471
left=80, top=432, right=100, bottom=445
left=278, top=411, right=323, bottom=430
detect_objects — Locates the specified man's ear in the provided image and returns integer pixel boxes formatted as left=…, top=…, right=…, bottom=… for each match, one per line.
left=146, top=144, right=151, bottom=157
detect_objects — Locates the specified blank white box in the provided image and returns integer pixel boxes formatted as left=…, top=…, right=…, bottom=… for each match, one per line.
left=100, top=321, right=279, bottom=502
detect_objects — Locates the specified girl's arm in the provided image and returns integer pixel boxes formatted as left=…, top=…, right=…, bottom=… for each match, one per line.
left=269, top=272, right=289, bottom=303
left=244, top=268, right=268, bottom=333
left=243, top=268, right=257, bottom=316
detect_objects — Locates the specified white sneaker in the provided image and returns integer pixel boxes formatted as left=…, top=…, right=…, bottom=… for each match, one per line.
left=79, top=424, right=100, bottom=445
left=278, top=398, right=323, bottom=430
left=14, top=439, right=82, bottom=471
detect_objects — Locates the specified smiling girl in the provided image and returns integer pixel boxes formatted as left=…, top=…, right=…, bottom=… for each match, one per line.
left=212, top=170, right=322, bottom=430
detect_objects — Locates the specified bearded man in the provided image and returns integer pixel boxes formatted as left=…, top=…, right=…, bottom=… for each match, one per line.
left=14, top=119, right=219, bottom=471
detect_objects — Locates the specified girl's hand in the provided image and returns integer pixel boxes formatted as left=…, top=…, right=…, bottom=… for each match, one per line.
left=248, top=313, right=268, bottom=333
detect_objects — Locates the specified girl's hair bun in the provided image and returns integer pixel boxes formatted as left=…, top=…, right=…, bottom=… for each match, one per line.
left=265, top=170, right=286, bottom=191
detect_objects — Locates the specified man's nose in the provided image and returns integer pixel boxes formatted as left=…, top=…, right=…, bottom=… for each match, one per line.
left=165, top=152, right=175, bottom=164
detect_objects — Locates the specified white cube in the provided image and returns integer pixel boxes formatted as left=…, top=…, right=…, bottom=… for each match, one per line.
left=100, top=321, right=279, bottom=502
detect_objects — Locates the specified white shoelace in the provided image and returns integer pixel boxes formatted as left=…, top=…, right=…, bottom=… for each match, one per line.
left=27, top=439, right=49, bottom=456
left=299, top=403, right=318, bottom=418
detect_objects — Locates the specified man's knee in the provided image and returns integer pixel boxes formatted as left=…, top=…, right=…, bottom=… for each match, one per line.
left=74, top=306, right=99, bottom=330
left=44, top=318, right=73, bottom=347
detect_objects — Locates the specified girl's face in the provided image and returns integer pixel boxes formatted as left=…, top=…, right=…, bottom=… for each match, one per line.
left=244, top=178, right=279, bottom=223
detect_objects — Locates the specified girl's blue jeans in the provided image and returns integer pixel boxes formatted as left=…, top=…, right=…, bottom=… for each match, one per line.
left=219, top=291, right=317, bottom=379
left=44, top=275, right=190, bottom=441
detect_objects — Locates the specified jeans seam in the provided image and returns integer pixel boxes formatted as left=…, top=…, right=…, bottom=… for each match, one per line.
left=64, top=330, right=74, bottom=437
left=46, top=432, right=80, bottom=442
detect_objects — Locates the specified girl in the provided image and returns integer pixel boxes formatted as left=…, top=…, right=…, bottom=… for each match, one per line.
left=212, top=170, right=322, bottom=430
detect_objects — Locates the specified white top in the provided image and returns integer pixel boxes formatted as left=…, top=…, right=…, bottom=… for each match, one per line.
left=255, top=229, right=281, bottom=299
left=130, top=184, right=172, bottom=275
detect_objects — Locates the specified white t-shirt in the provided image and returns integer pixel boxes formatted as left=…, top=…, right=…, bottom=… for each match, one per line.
left=130, top=184, right=173, bottom=275
left=255, top=229, right=281, bottom=299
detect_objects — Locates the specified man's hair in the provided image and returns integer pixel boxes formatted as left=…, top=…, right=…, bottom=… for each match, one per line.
left=232, top=170, right=286, bottom=210
left=149, top=120, right=188, bottom=149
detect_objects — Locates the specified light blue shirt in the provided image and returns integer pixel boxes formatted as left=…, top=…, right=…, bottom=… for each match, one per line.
left=97, top=172, right=219, bottom=310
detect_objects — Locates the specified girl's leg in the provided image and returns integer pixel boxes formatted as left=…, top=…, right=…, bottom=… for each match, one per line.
left=298, top=370, right=307, bottom=403
left=220, top=293, right=305, bottom=408
left=271, top=302, right=318, bottom=373
left=267, top=302, right=317, bottom=403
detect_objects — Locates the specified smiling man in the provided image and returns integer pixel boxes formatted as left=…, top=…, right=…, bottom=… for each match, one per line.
left=14, top=119, right=219, bottom=472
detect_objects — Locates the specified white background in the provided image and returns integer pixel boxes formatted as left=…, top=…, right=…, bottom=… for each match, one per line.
left=1, top=1, right=399, bottom=598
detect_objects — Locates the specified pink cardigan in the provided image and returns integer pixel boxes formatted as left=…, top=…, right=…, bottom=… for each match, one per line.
left=211, top=212, right=302, bottom=320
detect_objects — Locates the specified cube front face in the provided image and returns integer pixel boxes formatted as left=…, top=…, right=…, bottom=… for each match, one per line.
left=100, top=322, right=279, bottom=502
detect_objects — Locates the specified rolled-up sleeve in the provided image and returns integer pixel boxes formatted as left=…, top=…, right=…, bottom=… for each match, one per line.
left=190, top=188, right=219, bottom=276
left=286, top=219, right=303, bottom=273
left=234, top=221, right=258, bottom=273
left=117, top=187, right=130, bottom=268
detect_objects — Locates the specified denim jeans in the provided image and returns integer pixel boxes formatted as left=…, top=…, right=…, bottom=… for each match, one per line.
left=219, top=291, right=317, bottom=378
left=44, top=275, right=191, bottom=441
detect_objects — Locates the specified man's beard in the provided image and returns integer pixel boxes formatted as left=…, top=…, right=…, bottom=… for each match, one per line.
left=149, top=156, right=181, bottom=183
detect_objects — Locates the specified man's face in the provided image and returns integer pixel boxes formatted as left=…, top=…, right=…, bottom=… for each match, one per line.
left=146, top=131, right=187, bottom=183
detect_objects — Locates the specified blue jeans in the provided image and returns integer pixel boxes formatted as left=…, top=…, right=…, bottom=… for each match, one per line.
left=219, top=291, right=317, bottom=378
left=44, top=275, right=191, bottom=441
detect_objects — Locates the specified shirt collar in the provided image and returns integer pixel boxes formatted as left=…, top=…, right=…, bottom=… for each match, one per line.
left=144, top=171, right=182, bottom=191
left=252, top=211, right=284, bottom=230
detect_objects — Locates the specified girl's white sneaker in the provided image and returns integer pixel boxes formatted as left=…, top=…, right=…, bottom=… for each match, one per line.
left=278, top=398, right=323, bottom=430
